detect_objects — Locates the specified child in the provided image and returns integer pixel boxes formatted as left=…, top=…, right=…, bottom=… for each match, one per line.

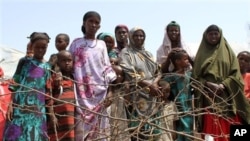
left=98, top=32, right=119, bottom=65
left=47, top=50, right=75, bottom=141
left=48, top=33, right=70, bottom=72
left=237, top=51, right=250, bottom=103
left=69, top=11, right=116, bottom=141
left=4, top=32, right=51, bottom=141
left=0, top=67, right=11, bottom=141
left=161, top=48, right=193, bottom=141
left=158, top=80, right=178, bottom=141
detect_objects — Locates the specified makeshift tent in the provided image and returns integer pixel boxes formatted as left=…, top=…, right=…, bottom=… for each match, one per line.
left=0, top=45, right=25, bottom=78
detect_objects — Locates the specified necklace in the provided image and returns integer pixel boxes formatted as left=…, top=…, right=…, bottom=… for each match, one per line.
left=84, top=38, right=97, bottom=48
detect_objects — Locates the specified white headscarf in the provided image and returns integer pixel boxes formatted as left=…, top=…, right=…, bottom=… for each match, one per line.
left=156, top=22, right=192, bottom=64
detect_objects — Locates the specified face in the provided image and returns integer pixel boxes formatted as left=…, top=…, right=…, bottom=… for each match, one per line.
left=115, top=27, right=128, bottom=42
left=206, top=30, right=221, bottom=45
left=84, top=16, right=100, bottom=37
left=104, top=36, right=115, bottom=50
left=57, top=52, right=73, bottom=74
left=55, top=35, right=68, bottom=51
left=167, top=26, right=180, bottom=41
left=132, top=30, right=145, bottom=48
left=177, top=53, right=190, bottom=69
left=161, top=82, right=170, bottom=96
left=32, top=39, right=48, bottom=60
left=26, top=42, right=33, bottom=57
left=238, top=53, right=250, bottom=73
left=110, top=58, right=118, bottom=65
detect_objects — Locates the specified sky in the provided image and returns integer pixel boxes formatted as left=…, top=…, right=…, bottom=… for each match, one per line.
left=1, top=0, right=250, bottom=60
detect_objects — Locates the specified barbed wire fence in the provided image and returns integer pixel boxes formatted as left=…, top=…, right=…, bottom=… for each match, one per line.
left=0, top=70, right=243, bottom=141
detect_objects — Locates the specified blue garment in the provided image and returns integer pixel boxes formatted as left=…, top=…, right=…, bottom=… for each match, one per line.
left=4, top=58, right=51, bottom=141
left=164, top=71, right=193, bottom=141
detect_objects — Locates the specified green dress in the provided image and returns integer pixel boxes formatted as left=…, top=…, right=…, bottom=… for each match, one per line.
left=164, top=71, right=193, bottom=141
left=4, top=58, right=51, bottom=141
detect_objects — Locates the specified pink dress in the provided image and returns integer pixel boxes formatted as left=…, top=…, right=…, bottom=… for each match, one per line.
left=242, top=73, right=250, bottom=99
left=0, top=80, right=11, bottom=140
left=69, top=38, right=116, bottom=141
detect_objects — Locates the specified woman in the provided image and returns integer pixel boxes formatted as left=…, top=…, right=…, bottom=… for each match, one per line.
left=114, top=24, right=129, bottom=53
left=192, top=24, right=250, bottom=141
left=156, top=21, right=192, bottom=65
left=119, top=27, right=162, bottom=141
left=69, top=11, right=116, bottom=141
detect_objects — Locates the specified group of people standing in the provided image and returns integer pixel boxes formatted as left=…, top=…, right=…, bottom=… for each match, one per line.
left=1, top=10, right=250, bottom=141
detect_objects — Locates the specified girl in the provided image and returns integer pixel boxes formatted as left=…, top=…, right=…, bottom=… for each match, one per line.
left=98, top=33, right=117, bottom=58
left=0, top=67, right=11, bottom=141
left=69, top=11, right=116, bottom=141
left=161, top=48, right=193, bottom=141
left=237, top=51, right=250, bottom=103
left=4, top=32, right=51, bottom=141
left=47, top=50, right=75, bottom=141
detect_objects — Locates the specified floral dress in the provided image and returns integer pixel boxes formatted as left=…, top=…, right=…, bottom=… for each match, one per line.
left=4, top=58, right=51, bottom=141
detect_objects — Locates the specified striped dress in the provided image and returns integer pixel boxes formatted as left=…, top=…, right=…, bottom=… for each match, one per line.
left=48, top=77, right=75, bottom=141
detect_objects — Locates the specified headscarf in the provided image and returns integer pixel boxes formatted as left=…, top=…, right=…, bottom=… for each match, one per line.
left=192, top=25, right=250, bottom=126
left=114, top=24, right=129, bottom=33
left=129, top=27, right=146, bottom=50
left=156, top=21, right=191, bottom=64
left=98, top=32, right=115, bottom=41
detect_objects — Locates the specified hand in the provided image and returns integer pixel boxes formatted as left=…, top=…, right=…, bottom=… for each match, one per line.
left=149, top=84, right=163, bottom=98
left=205, top=81, right=224, bottom=96
left=50, top=114, right=58, bottom=127
left=7, top=102, right=13, bottom=121
left=103, top=98, right=112, bottom=108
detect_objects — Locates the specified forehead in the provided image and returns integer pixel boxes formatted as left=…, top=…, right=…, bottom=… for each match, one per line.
left=56, top=35, right=66, bottom=40
left=238, top=53, right=250, bottom=59
left=133, top=30, right=144, bottom=35
left=85, top=16, right=100, bottom=22
left=116, top=27, right=128, bottom=33
left=32, top=39, right=48, bottom=46
left=58, top=52, right=72, bottom=59
left=167, top=26, right=179, bottom=30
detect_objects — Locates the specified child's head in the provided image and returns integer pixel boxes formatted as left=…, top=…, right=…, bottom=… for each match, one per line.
left=112, top=65, right=124, bottom=83
left=55, top=33, right=70, bottom=52
left=98, top=33, right=115, bottom=51
left=81, top=11, right=101, bottom=36
left=237, top=51, right=250, bottom=74
left=57, top=50, right=73, bottom=75
left=29, top=32, right=50, bottom=61
left=110, top=58, right=119, bottom=65
left=26, top=41, right=33, bottom=57
left=162, top=48, right=191, bottom=73
left=159, top=80, right=170, bottom=102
